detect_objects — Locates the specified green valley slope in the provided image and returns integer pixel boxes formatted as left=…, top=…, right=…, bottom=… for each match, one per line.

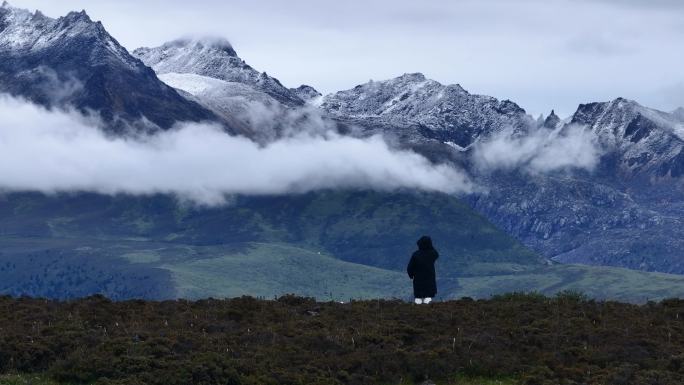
left=1, top=191, right=684, bottom=302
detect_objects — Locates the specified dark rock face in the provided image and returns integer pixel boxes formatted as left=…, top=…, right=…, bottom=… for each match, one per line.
left=290, top=84, right=322, bottom=102
left=462, top=99, right=684, bottom=274
left=0, top=4, right=217, bottom=133
left=661, top=148, right=684, bottom=178
left=543, top=110, right=560, bottom=129
left=624, top=114, right=654, bottom=143
left=464, top=170, right=684, bottom=274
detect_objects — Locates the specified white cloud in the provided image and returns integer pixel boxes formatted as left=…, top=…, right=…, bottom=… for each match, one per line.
left=473, top=125, right=601, bottom=174
left=0, top=95, right=474, bottom=205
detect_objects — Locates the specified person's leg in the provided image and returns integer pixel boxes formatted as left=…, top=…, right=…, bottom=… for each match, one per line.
left=414, top=298, right=423, bottom=304
left=423, top=297, right=432, bottom=304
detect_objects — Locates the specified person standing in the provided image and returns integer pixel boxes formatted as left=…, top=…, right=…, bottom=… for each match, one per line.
left=407, top=235, right=439, bottom=304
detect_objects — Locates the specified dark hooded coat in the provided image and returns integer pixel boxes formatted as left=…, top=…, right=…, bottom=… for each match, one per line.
left=407, top=236, right=439, bottom=298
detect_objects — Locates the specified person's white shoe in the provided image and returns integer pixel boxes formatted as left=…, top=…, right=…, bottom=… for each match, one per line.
left=423, top=297, right=432, bottom=304
left=414, top=298, right=423, bottom=304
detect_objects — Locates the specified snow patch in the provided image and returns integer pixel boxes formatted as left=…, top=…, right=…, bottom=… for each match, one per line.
left=444, top=141, right=468, bottom=152
left=158, top=73, right=229, bottom=96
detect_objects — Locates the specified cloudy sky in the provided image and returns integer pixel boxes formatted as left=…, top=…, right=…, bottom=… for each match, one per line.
left=10, top=0, right=684, bottom=117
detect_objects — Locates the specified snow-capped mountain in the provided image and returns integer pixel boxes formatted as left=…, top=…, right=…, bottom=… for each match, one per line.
left=465, top=99, right=684, bottom=274
left=0, top=2, right=215, bottom=131
left=133, top=38, right=309, bottom=107
left=133, top=37, right=326, bottom=141
left=321, top=73, right=534, bottom=148
left=0, top=3, right=134, bottom=66
left=570, top=98, right=684, bottom=179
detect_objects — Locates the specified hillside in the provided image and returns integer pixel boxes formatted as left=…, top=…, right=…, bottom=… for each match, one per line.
left=0, top=190, right=533, bottom=300
left=1, top=295, right=683, bottom=385
left=3, top=192, right=684, bottom=302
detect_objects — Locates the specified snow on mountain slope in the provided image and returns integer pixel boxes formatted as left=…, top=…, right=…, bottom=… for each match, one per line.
left=570, top=98, right=684, bottom=178
left=133, top=38, right=307, bottom=107
left=158, top=72, right=296, bottom=140
left=321, top=73, right=534, bottom=148
left=290, top=84, right=322, bottom=104
left=0, top=3, right=136, bottom=67
left=0, top=2, right=216, bottom=132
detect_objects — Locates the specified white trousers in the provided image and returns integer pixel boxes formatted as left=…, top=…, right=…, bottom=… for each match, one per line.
left=414, top=297, right=432, bottom=304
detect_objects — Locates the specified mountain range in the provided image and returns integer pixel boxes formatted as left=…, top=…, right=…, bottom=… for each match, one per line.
left=1, top=3, right=684, bottom=301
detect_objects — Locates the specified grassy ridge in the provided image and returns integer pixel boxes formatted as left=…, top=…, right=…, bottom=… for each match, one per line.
left=150, top=244, right=684, bottom=303
left=161, top=242, right=409, bottom=300
left=0, top=295, right=683, bottom=384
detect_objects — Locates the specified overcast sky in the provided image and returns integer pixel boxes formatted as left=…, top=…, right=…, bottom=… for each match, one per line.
left=10, top=0, right=684, bottom=117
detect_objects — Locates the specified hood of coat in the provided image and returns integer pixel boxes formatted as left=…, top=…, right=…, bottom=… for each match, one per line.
left=417, top=236, right=434, bottom=251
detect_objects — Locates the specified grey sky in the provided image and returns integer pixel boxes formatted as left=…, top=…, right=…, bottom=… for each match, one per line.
left=10, top=0, right=684, bottom=117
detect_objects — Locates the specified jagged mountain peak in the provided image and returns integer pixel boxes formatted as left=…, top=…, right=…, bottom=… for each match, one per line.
left=0, top=2, right=35, bottom=23
left=0, top=4, right=218, bottom=131
left=0, top=4, right=93, bottom=28
left=367, top=72, right=434, bottom=87
left=64, top=9, right=91, bottom=22
left=134, top=37, right=304, bottom=106
left=337, top=73, right=473, bottom=107
left=543, top=109, right=561, bottom=129
left=136, top=36, right=238, bottom=58
left=0, top=3, right=123, bottom=61
left=0, top=1, right=21, bottom=12
left=396, top=72, right=427, bottom=82
left=571, top=97, right=678, bottom=134
left=322, top=73, right=532, bottom=148
left=1, top=0, right=16, bottom=11
left=608, top=97, right=642, bottom=111
left=290, top=84, right=321, bottom=103
left=567, top=97, right=684, bottom=178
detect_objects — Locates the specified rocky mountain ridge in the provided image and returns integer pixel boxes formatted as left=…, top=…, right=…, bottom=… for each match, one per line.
left=570, top=97, right=684, bottom=179
left=133, top=37, right=327, bottom=141
left=133, top=38, right=312, bottom=107
left=0, top=2, right=218, bottom=132
left=321, top=72, right=534, bottom=149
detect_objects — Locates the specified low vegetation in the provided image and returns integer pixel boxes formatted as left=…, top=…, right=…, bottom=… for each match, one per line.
left=1, top=294, right=683, bottom=384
